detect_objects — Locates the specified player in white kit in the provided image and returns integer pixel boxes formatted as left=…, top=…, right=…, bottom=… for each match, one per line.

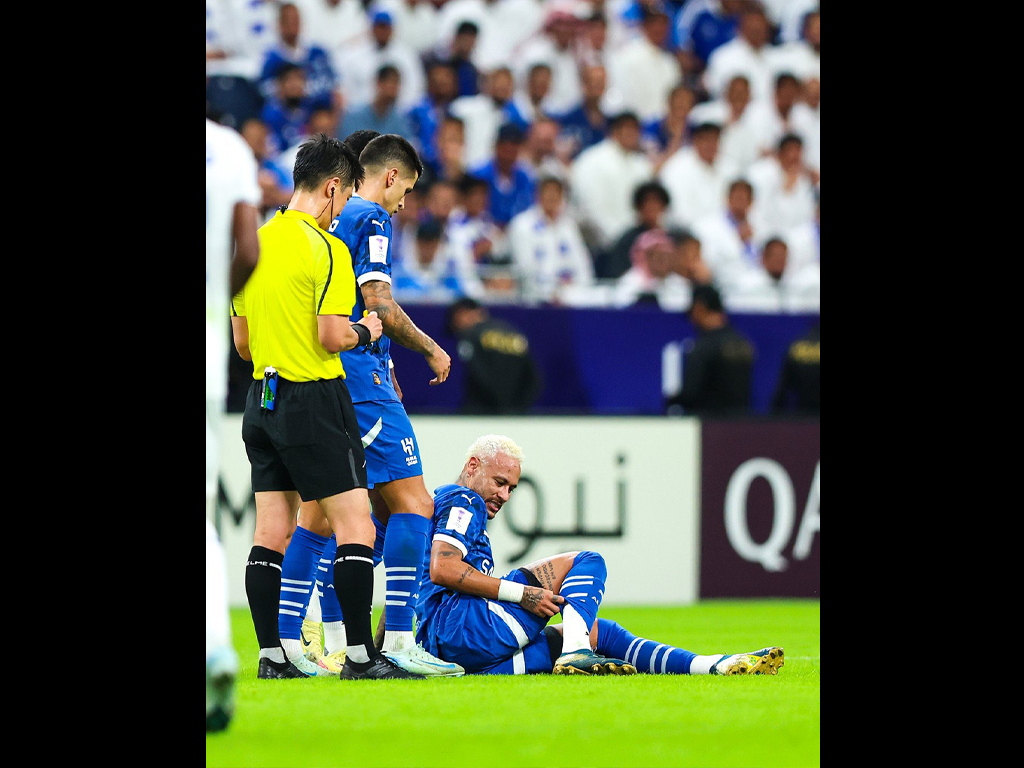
left=206, top=117, right=261, bottom=732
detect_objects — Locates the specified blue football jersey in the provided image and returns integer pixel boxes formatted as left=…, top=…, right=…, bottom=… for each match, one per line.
left=416, top=483, right=495, bottom=630
left=328, top=194, right=400, bottom=404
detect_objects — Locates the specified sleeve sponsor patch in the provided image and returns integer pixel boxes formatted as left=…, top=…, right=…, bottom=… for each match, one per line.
left=368, top=235, right=389, bottom=264
left=445, top=506, right=473, bottom=535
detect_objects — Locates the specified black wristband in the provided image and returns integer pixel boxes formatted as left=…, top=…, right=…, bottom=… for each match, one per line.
left=351, top=323, right=372, bottom=347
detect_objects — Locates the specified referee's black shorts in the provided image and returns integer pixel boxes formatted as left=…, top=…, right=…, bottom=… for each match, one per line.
left=242, top=375, right=367, bottom=501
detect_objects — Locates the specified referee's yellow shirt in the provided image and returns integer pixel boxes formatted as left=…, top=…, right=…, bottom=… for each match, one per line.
left=231, top=209, right=355, bottom=382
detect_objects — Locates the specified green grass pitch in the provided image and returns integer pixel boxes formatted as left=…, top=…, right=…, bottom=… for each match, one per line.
left=206, top=600, right=819, bottom=768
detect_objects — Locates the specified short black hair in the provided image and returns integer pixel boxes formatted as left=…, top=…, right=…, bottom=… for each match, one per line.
left=292, top=133, right=364, bottom=192
left=376, top=63, right=401, bottom=81
left=608, top=111, right=641, bottom=131
left=690, top=284, right=724, bottom=313
left=445, top=296, right=485, bottom=335
left=778, top=133, right=804, bottom=151
left=275, top=62, right=303, bottom=80
left=456, top=20, right=479, bottom=36
left=774, top=72, right=800, bottom=90
left=632, top=180, right=670, bottom=209
left=458, top=174, right=489, bottom=196
left=342, top=129, right=382, bottom=158
left=667, top=228, right=699, bottom=247
left=360, top=133, right=424, bottom=178
left=728, top=178, right=753, bottom=196
left=528, top=62, right=553, bottom=77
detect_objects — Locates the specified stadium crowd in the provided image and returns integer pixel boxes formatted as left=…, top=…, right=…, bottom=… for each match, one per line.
left=207, top=0, right=820, bottom=314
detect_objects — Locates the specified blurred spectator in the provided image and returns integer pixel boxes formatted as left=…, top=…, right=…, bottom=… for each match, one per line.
left=521, top=117, right=571, bottom=183
left=608, top=2, right=681, bottom=123
left=419, top=114, right=469, bottom=186
left=392, top=219, right=484, bottom=302
left=508, top=176, right=594, bottom=305
left=783, top=193, right=818, bottom=274
left=692, top=178, right=764, bottom=294
left=723, top=236, right=808, bottom=312
left=335, top=9, right=425, bottom=114
left=575, top=10, right=611, bottom=70
left=702, top=74, right=761, bottom=173
left=671, top=0, right=744, bottom=79
left=513, top=62, right=557, bottom=123
left=377, top=0, right=440, bottom=57
left=407, top=60, right=460, bottom=170
left=239, top=118, right=293, bottom=218
left=468, top=123, right=536, bottom=228
left=570, top=111, right=654, bottom=252
left=612, top=228, right=691, bottom=311
left=599, top=180, right=672, bottom=279
left=445, top=297, right=542, bottom=414
left=450, top=66, right=530, bottom=169
left=642, top=83, right=698, bottom=171
left=420, top=178, right=462, bottom=231
left=338, top=64, right=414, bottom=140
left=773, top=0, right=819, bottom=47
left=391, top=187, right=423, bottom=264
left=702, top=3, right=776, bottom=102
left=557, top=64, right=612, bottom=160
left=258, top=2, right=340, bottom=116
left=293, top=0, right=369, bottom=66
left=447, top=174, right=509, bottom=276
left=747, top=133, right=817, bottom=232
left=771, top=320, right=820, bottom=414
left=669, top=229, right=715, bottom=287
left=206, top=0, right=278, bottom=79
left=659, top=120, right=737, bottom=230
left=771, top=8, right=819, bottom=82
left=665, top=284, right=754, bottom=415
left=445, top=20, right=484, bottom=97
left=435, top=0, right=546, bottom=71
left=799, top=76, right=819, bottom=173
left=746, top=72, right=817, bottom=162
left=259, top=63, right=315, bottom=154
left=517, top=9, right=584, bottom=115
left=276, top=106, right=339, bottom=177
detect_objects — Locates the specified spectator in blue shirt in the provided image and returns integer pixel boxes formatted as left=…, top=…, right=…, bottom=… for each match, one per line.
left=338, top=64, right=413, bottom=142
left=407, top=60, right=459, bottom=172
left=392, top=219, right=483, bottom=303
left=673, top=0, right=745, bottom=79
left=258, top=1, right=339, bottom=114
left=556, top=64, right=610, bottom=160
left=469, top=123, right=536, bottom=229
left=259, top=63, right=314, bottom=154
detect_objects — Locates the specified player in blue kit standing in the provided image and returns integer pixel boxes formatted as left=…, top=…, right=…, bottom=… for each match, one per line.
left=416, top=434, right=786, bottom=677
left=294, top=133, right=461, bottom=678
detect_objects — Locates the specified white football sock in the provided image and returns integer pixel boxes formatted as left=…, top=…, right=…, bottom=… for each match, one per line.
left=306, top=586, right=322, bottom=623
left=324, top=621, right=347, bottom=655
left=282, top=638, right=306, bottom=662
left=382, top=630, right=415, bottom=652
left=559, top=605, right=592, bottom=654
left=689, top=654, right=727, bottom=675
left=347, top=644, right=370, bottom=664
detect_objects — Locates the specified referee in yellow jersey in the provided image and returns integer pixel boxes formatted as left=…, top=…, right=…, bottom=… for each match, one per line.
left=230, top=134, right=420, bottom=680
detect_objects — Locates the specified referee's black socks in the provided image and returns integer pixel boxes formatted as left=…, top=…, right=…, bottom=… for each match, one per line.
left=245, top=546, right=286, bottom=662
left=334, top=543, right=377, bottom=665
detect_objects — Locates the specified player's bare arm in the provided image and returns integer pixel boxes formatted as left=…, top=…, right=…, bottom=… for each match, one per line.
left=229, top=201, right=260, bottom=295
left=231, top=316, right=251, bottom=361
left=361, top=280, right=451, bottom=385
left=429, top=540, right=563, bottom=618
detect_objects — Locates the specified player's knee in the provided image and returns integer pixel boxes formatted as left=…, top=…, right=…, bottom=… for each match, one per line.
left=573, top=550, right=607, bottom=579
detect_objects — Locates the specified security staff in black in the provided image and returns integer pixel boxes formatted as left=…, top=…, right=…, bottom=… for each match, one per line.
left=446, top=297, right=542, bottom=415
left=772, top=321, right=820, bottom=414
left=231, top=134, right=422, bottom=680
left=666, top=284, right=755, bottom=416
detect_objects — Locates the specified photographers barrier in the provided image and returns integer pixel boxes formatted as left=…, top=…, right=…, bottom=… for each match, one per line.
left=213, top=416, right=819, bottom=606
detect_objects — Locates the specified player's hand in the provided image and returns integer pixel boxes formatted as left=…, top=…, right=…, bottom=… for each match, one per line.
left=359, top=311, right=383, bottom=342
left=427, top=344, right=451, bottom=386
left=519, top=586, right=565, bottom=618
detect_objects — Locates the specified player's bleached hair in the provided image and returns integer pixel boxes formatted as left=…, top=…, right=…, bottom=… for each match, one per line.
left=465, top=434, right=524, bottom=465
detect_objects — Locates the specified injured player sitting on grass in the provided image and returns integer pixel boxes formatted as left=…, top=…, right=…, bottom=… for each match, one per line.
left=373, top=433, right=785, bottom=676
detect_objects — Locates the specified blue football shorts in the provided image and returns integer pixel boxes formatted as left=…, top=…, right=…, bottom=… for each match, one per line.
left=429, top=569, right=554, bottom=675
left=354, top=400, right=423, bottom=489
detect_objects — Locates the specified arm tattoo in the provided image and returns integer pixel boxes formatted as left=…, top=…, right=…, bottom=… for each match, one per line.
left=361, top=280, right=436, bottom=356
left=529, top=561, right=558, bottom=591
left=456, top=566, right=473, bottom=585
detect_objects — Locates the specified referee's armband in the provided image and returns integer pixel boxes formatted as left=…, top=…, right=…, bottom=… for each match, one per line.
left=497, top=579, right=525, bottom=603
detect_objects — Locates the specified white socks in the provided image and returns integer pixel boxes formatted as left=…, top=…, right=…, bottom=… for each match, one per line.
left=382, top=630, right=415, bottom=653
left=559, top=605, right=592, bottom=654
left=324, top=621, right=347, bottom=655
left=689, top=654, right=727, bottom=675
